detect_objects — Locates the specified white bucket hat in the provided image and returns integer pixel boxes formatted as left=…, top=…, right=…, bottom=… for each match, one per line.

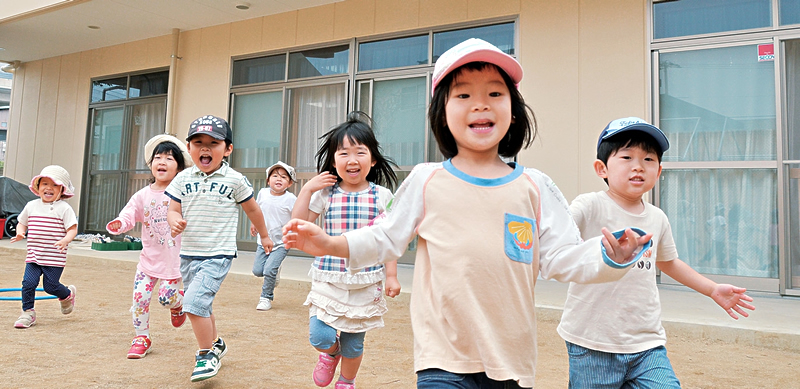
left=267, top=161, right=296, bottom=182
left=29, top=165, right=75, bottom=199
left=144, top=134, right=193, bottom=167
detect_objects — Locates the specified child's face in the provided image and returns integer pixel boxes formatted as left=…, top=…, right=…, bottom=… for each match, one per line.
left=37, top=177, right=63, bottom=202
left=595, top=144, right=662, bottom=200
left=268, top=167, right=293, bottom=194
left=150, top=152, right=180, bottom=185
left=333, top=137, right=375, bottom=191
left=444, top=66, right=512, bottom=159
left=187, top=134, right=233, bottom=174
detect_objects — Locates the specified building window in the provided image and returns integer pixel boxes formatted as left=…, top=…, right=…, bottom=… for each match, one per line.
left=288, top=45, right=350, bottom=79
left=780, top=0, right=800, bottom=25
left=358, top=35, right=428, bottom=71
left=232, top=54, right=286, bottom=86
left=91, top=71, right=168, bottom=103
left=653, top=0, right=772, bottom=39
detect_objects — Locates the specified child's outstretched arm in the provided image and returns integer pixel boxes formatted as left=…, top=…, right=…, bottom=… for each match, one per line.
left=283, top=218, right=349, bottom=258
left=657, top=258, right=755, bottom=319
left=167, top=201, right=186, bottom=238
left=241, top=197, right=273, bottom=252
left=291, top=172, right=337, bottom=221
left=9, top=223, right=27, bottom=243
left=106, top=195, right=142, bottom=235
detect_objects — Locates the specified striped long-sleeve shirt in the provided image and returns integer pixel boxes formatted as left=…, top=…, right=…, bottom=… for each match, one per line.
left=18, top=199, right=78, bottom=267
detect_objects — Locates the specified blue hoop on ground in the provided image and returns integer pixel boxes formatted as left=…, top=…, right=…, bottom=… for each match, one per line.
left=0, top=287, right=58, bottom=301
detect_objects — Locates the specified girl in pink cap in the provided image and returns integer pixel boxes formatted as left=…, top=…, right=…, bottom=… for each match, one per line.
left=106, top=134, right=191, bottom=359
left=283, top=39, right=653, bottom=388
left=11, top=165, right=78, bottom=328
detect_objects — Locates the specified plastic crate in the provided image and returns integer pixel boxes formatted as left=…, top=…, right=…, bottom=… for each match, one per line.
left=127, top=241, right=143, bottom=250
left=91, top=241, right=130, bottom=251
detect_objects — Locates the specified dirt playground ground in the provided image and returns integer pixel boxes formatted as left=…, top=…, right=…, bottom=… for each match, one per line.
left=1, top=251, right=797, bottom=388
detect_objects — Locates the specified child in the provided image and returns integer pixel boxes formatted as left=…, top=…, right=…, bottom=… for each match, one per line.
left=11, top=165, right=78, bottom=328
left=291, top=111, right=401, bottom=389
left=283, top=38, right=652, bottom=389
left=166, top=115, right=271, bottom=382
left=106, top=134, right=191, bottom=358
left=557, top=117, right=756, bottom=388
left=250, top=161, right=297, bottom=311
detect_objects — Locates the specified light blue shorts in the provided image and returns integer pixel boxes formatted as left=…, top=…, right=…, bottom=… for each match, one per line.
left=180, top=256, right=233, bottom=317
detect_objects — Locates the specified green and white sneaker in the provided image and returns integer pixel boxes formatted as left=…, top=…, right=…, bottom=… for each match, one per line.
left=191, top=350, right=220, bottom=382
left=212, top=337, right=228, bottom=359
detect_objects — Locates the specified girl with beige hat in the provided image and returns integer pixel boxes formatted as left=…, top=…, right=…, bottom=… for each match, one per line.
left=11, top=165, right=78, bottom=328
left=106, top=134, right=191, bottom=358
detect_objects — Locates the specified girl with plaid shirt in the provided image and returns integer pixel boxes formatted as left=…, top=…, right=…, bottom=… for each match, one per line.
left=292, top=112, right=401, bottom=389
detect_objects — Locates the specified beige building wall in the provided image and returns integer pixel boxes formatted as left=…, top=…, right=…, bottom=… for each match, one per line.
left=5, top=0, right=649, bottom=215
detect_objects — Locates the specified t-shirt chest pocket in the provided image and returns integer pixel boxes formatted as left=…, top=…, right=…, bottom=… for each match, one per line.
left=504, top=213, right=536, bottom=264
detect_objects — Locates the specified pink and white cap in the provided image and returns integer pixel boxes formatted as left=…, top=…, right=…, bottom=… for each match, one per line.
left=431, top=38, right=523, bottom=96
left=29, top=165, right=75, bottom=199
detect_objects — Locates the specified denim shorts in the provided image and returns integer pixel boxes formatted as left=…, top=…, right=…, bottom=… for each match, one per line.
left=180, top=256, right=233, bottom=317
left=308, top=316, right=366, bottom=359
left=416, top=369, right=529, bottom=389
left=566, top=341, right=681, bottom=389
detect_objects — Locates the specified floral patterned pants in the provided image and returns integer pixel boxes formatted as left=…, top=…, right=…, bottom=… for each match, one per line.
left=131, top=270, right=183, bottom=337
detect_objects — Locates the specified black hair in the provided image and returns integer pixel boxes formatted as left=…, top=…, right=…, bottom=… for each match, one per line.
left=428, top=62, right=537, bottom=159
left=596, top=131, right=664, bottom=185
left=316, top=111, right=398, bottom=189
left=147, top=141, right=188, bottom=184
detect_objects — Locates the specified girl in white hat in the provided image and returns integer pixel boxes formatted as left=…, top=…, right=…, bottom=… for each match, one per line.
left=106, top=134, right=191, bottom=358
left=11, top=165, right=78, bottom=328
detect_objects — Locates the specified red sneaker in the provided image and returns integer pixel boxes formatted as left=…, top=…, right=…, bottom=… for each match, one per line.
left=170, top=305, right=186, bottom=328
left=127, top=335, right=151, bottom=359
left=313, top=353, right=341, bottom=387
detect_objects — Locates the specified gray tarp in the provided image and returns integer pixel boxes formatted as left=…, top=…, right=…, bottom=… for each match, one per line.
left=0, top=176, right=37, bottom=218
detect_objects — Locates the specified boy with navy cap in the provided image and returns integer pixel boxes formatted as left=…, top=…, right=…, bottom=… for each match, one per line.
left=166, top=115, right=271, bottom=382
left=557, top=117, right=756, bottom=388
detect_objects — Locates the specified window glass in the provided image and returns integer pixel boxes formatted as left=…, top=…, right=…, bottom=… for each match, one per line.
left=781, top=0, right=800, bottom=25
left=286, top=84, right=347, bottom=172
left=369, top=77, right=427, bottom=166
left=288, top=45, right=349, bottom=79
left=433, top=23, right=514, bottom=62
left=91, top=77, right=127, bottom=102
left=358, top=35, right=428, bottom=71
left=785, top=40, right=800, bottom=159
left=231, top=91, right=283, bottom=168
left=660, top=169, right=777, bottom=277
left=129, top=102, right=166, bottom=170
left=658, top=45, right=775, bottom=161
left=232, top=54, right=286, bottom=86
left=653, top=0, right=771, bottom=39
left=90, top=107, right=124, bottom=170
left=129, top=71, right=169, bottom=98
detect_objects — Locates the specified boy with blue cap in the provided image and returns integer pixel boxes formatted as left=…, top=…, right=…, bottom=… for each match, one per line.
left=557, top=117, right=756, bottom=388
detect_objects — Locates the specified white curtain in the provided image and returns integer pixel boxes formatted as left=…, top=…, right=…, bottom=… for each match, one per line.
left=288, top=83, right=346, bottom=172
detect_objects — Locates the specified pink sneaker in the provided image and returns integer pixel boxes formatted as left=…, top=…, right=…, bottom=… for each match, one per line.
left=313, top=353, right=341, bottom=387
left=127, top=335, right=151, bottom=359
left=60, top=285, right=76, bottom=314
left=170, top=305, right=186, bottom=328
left=335, top=380, right=355, bottom=389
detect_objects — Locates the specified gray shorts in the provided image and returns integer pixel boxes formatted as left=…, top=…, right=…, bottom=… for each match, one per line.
left=180, top=256, right=233, bottom=317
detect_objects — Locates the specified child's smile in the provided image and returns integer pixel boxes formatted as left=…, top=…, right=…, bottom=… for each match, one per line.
left=37, top=177, right=62, bottom=203
left=188, top=134, right=233, bottom=174
left=334, top=137, right=375, bottom=192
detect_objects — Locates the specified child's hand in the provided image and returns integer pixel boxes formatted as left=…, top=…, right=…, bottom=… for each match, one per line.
left=283, top=219, right=328, bottom=255
left=107, top=220, right=122, bottom=234
left=54, top=238, right=70, bottom=253
left=305, top=172, right=338, bottom=193
left=385, top=276, right=401, bottom=298
left=711, top=284, right=755, bottom=320
left=261, top=236, right=274, bottom=254
left=250, top=223, right=257, bottom=237
left=171, top=218, right=187, bottom=237
left=10, top=233, right=25, bottom=243
left=601, top=227, right=652, bottom=264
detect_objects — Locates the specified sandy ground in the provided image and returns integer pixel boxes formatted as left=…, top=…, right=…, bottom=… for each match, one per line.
left=1, top=252, right=797, bottom=389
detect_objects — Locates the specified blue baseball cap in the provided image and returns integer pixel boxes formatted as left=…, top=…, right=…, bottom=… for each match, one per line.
left=597, top=117, right=669, bottom=153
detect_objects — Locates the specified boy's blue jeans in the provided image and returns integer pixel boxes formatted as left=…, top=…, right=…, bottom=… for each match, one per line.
left=566, top=341, right=681, bottom=389
left=416, top=369, right=529, bottom=388
left=251, top=245, right=288, bottom=300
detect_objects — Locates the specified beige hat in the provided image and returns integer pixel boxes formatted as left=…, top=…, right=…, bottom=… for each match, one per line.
left=144, top=134, right=193, bottom=167
left=30, top=165, right=75, bottom=199
left=267, top=161, right=296, bottom=182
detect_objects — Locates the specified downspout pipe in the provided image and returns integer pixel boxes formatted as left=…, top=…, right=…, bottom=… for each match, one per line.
left=165, top=28, right=181, bottom=135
